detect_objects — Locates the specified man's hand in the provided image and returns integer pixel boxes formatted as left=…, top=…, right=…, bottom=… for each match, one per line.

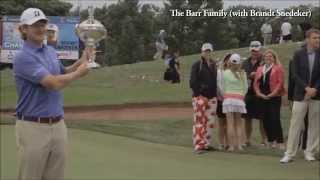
left=65, top=48, right=96, bottom=73
left=76, top=61, right=89, bottom=78
left=249, top=72, right=256, bottom=79
left=80, top=47, right=96, bottom=63
left=305, top=87, right=317, bottom=98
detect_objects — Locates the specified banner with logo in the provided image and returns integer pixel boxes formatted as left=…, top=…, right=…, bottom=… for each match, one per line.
left=0, top=16, right=80, bottom=63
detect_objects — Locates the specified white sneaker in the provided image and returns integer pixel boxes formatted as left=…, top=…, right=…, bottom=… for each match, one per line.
left=304, top=153, right=316, bottom=162
left=280, top=155, right=293, bottom=164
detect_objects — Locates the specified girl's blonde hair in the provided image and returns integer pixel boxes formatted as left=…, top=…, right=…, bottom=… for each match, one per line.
left=263, top=49, right=281, bottom=65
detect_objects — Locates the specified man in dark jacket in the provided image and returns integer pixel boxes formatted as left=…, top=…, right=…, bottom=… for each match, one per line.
left=281, top=29, right=320, bottom=163
left=190, top=42, right=217, bottom=154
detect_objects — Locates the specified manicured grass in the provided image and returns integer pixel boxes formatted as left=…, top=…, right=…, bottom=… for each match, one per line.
left=1, top=125, right=319, bottom=180
left=0, top=43, right=300, bottom=109
left=0, top=104, right=295, bottom=158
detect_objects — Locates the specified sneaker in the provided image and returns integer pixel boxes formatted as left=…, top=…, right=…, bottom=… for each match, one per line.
left=218, top=144, right=225, bottom=150
left=237, top=145, right=244, bottom=151
left=280, top=155, right=293, bottom=164
left=193, top=149, right=207, bottom=155
left=304, top=153, right=316, bottom=162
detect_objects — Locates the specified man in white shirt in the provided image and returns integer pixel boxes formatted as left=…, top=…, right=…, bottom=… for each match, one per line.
left=280, top=20, right=292, bottom=43
left=261, top=21, right=272, bottom=46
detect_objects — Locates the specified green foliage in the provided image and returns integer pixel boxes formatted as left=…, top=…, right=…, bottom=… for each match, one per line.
left=227, top=4, right=320, bottom=46
left=87, top=0, right=158, bottom=65
left=0, top=0, right=72, bottom=16
left=159, top=0, right=237, bottom=54
left=1, top=0, right=319, bottom=65
left=226, top=5, right=268, bottom=47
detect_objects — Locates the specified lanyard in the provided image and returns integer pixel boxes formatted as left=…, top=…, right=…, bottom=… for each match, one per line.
left=262, top=64, right=273, bottom=83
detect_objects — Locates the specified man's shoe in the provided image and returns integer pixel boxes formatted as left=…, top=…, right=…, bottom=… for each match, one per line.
left=280, top=155, right=293, bottom=164
left=205, top=146, right=216, bottom=151
left=218, top=144, right=225, bottom=151
left=304, top=153, right=316, bottom=162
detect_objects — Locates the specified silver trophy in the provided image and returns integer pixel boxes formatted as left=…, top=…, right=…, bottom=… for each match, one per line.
left=75, top=6, right=107, bottom=68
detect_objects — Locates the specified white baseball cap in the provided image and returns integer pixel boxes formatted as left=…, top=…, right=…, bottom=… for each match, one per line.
left=20, top=8, right=48, bottom=25
left=201, top=43, right=213, bottom=52
left=47, top=24, right=59, bottom=32
left=249, top=41, right=262, bottom=51
left=230, top=53, right=241, bottom=64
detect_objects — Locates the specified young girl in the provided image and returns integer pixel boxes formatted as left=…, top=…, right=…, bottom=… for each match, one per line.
left=217, top=53, right=231, bottom=150
left=222, top=53, right=248, bottom=151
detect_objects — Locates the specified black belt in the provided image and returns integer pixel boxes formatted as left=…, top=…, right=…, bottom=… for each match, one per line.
left=17, top=113, right=63, bottom=124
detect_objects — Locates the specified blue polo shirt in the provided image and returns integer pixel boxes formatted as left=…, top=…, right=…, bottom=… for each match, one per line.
left=13, top=41, right=66, bottom=117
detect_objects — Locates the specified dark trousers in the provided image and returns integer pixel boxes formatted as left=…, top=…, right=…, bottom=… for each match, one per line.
left=259, top=97, right=284, bottom=143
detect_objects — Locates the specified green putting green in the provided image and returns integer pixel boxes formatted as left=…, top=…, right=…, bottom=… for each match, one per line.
left=1, top=125, right=319, bottom=179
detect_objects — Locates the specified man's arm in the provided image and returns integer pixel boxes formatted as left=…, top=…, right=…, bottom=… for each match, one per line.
left=41, top=62, right=89, bottom=90
left=242, top=60, right=251, bottom=78
left=190, top=62, right=200, bottom=95
left=287, top=60, right=295, bottom=101
left=310, top=57, right=320, bottom=97
left=268, top=66, right=285, bottom=97
left=292, top=51, right=308, bottom=90
left=314, top=53, right=320, bottom=91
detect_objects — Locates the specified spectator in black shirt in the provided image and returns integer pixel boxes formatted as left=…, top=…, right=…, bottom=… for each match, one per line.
left=190, top=43, right=217, bottom=154
left=242, top=41, right=267, bottom=147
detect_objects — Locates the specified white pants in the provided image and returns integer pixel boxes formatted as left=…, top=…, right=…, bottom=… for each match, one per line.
left=16, top=120, right=68, bottom=180
left=285, top=100, right=320, bottom=157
